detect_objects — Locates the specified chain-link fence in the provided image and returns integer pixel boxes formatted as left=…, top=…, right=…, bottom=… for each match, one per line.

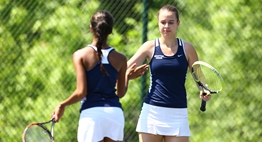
left=1, top=0, right=261, bottom=142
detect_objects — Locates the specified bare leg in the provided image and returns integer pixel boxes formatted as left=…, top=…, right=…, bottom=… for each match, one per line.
left=164, top=136, right=189, bottom=142
left=139, top=132, right=163, bottom=142
left=99, top=137, right=118, bottom=142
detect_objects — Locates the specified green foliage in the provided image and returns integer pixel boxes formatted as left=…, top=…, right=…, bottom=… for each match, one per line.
left=1, top=0, right=261, bottom=142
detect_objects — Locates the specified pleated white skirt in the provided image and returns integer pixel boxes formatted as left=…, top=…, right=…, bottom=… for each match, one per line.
left=136, top=103, right=190, bottom=136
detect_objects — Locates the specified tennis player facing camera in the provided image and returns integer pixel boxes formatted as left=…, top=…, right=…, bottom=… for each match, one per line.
left=127, top=5, right=211, bottom=142
left=52, top=10, right=148, bottom=142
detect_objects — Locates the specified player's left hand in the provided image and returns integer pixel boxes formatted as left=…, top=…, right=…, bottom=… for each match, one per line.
left=200, top=89, right=211, bottom=101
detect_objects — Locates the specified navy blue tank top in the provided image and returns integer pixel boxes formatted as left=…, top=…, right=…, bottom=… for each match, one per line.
left=144, top=38, right=188, bottom=108
left=80, top=45, right=122, bottom=112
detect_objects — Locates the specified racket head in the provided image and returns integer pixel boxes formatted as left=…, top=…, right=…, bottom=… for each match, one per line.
left=192, top=61, right=224, bottom=94
left=22, top=120, right=54, bottom=142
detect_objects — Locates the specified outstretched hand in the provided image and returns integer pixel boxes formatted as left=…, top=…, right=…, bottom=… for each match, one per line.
left=127, top=63, right=149, bottom=80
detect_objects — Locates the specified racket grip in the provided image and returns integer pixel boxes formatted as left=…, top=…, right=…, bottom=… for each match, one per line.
left=200, top=100, right=206, bottom=112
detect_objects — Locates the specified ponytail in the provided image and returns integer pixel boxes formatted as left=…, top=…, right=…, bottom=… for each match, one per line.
left=90, top=11, right=113, bottom=76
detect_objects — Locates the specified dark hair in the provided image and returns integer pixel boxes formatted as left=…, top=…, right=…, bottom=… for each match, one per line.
left=158, top=5, right=179, bottom=21
left=90, top=10, right=113, bottom=76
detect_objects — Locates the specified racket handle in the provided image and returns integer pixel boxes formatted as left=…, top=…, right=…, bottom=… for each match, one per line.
left=200, top=100, right=206, bottom=112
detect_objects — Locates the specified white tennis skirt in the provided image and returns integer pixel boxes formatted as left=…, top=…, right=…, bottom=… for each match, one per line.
left=136, top=103, right=190, bottom=137
left=78, top=107, right=124, bottom=142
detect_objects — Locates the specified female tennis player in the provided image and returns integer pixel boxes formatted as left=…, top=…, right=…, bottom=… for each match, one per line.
left=127, top=5, right=211, bottom=142
left=52, top=10, right=148, bottom=142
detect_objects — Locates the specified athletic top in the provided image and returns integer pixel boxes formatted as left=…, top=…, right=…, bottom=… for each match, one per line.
left=80, top=45, right=122, bottom=112
left=144, top=38, right=188, bottom=108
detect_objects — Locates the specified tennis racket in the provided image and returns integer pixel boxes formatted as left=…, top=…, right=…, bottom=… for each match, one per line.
left=191, top=61, right=224, bottom=112
left=22, top=118, right=55, bottom=142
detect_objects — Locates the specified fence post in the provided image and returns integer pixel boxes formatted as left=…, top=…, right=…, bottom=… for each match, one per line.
left=141, top=0, right=149, bottom=108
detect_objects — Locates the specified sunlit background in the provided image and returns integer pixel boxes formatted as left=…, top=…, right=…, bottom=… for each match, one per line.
left=1, top=0, right=261, bottom=141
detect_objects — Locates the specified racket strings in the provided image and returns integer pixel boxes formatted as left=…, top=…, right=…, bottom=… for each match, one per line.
left=24, top=125, right=52, bottom=142
left=194, top=65, right=222, bottom=92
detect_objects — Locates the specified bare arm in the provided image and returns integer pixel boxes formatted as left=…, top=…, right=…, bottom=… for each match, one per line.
left=116, top=55, right=128, bottom=98
left=185, top=42, right=201, bottom=90
left=52, top=50, right=87, bottom=122
left=185, top=42, right=211, bottom=101
left=127, top=40, right=154, bottom=68
left=184, top=42, right=199, bottom=73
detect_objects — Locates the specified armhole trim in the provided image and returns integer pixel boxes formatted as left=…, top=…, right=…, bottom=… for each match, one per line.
left=179, top=39, right=187, bottom=60
left=88, top=44, right=97, bottom=51
left=149, top=39, right=158, bottom=63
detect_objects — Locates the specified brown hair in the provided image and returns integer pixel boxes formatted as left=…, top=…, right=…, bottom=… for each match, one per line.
left=90, top=10, right=113, bottom=76
left=158, top=5, right=179, bottom=22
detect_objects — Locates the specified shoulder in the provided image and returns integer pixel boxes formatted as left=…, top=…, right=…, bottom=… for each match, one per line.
left=137, top=40, right=155, bottom=54
left=108, top=48, right=127, bottom=71
left=72, top=46, right=95, bottom=61
left=110, top=49, right=127, bottom=62
left=180, top=39, right=199, bottom=65
left=182, top=40, right=194, bottom=50
left=182, top=40, right=196, bottom=55
left=142, top=40, right=155, bottom=48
